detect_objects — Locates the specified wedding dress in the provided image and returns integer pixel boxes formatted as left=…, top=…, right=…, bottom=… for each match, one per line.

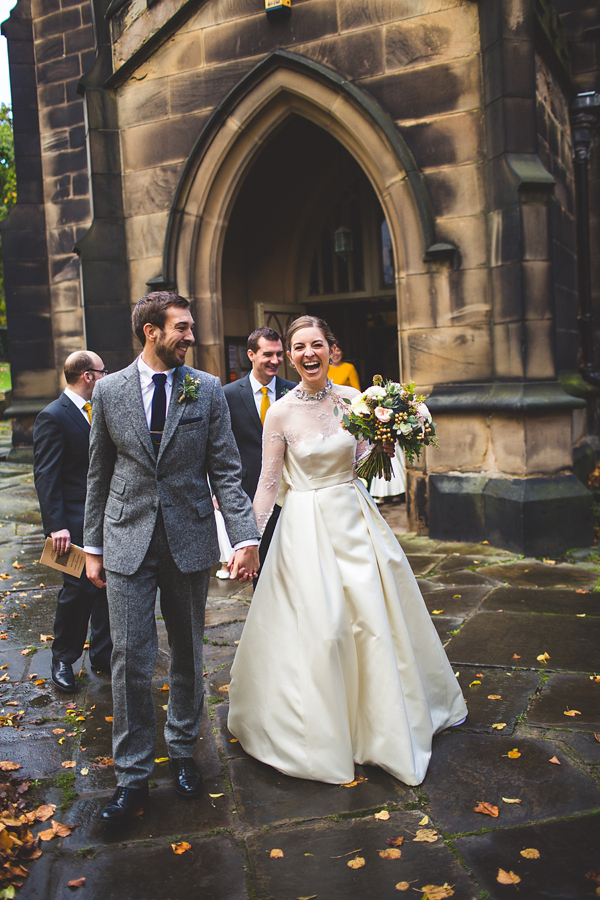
left=227, top=384, right=467, bottom=786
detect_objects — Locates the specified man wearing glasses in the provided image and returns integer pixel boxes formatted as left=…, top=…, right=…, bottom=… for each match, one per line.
left=33, top=351, right=112, bottom=692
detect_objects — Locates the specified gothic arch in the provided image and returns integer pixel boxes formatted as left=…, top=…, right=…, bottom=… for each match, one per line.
left=163, top=49, right=454, bottom=375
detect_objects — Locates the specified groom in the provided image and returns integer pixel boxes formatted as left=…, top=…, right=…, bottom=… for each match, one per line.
left=84, top=292, right=259, bottom=825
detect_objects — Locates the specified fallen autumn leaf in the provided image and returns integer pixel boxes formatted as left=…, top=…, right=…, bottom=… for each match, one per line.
left=347, top=856, right=365, bottom=869
left=171, top=841, right=191, bottom=855
left=379, top=848, right=402, bottom=859
left=497, top=869, right=521, bottom=885
left=520, top=848, right=540, bottom=859
left=269, top=848, right=284, bottom=859
left=473, top=802, right=499, bottom=817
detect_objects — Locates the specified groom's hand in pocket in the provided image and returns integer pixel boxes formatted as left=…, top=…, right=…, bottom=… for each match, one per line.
left=230, top=546, right=260, bottom=583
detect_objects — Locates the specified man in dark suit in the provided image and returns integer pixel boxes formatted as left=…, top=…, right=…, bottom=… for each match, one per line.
left=33, top=350, right=112, bottom=693
left=223, top=327, right=295, bottom=569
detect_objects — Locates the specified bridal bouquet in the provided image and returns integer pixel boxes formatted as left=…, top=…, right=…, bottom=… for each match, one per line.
left=340, top=375, right=438, bottom=481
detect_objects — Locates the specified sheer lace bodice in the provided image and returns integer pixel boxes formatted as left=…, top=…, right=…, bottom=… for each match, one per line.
left=253, top=383, right=367, bottom=535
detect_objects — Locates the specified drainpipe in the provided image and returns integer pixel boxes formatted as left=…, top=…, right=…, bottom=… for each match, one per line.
left=570, top=91, right=600, bottom=388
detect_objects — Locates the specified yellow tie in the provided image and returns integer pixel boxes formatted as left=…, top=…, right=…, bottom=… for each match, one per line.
left=83, top=402, right=92, bottom=424
left=260, top=387, right=270, bottom=425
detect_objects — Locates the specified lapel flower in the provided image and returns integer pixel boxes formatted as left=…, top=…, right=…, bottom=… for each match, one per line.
left=177, top=374, right=201, bottom=403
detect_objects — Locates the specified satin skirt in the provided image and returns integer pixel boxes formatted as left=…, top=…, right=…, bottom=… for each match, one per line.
left=228, top=472, right=466, bottom=785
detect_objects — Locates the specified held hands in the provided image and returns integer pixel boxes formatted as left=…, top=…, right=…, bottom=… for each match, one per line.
left=229, top=546, right=260, bottom=583
left=51, top=529, right=71, bottom=556
left=86, top=553, right=107, bottom=589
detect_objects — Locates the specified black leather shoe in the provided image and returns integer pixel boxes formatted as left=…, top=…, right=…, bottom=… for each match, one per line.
left=100, top=785, right=148, bottom=825
left=51, top=658, right=77, bottom=693
left=170, top=757, right=202, bottom=798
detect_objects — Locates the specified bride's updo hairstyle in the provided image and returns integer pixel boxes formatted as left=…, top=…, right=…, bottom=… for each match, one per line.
left=285, top=315, right=336, bottom=351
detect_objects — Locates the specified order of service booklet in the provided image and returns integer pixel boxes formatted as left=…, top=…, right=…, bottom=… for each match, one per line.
left=39, top=537, right=86, bottom=578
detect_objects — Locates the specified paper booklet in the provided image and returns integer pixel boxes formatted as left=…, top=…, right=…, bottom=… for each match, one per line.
left=39, top=537, right=86, bottom=578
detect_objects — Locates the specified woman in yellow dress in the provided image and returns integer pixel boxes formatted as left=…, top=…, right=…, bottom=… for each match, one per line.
left=328, top=341, right=360, bottom=390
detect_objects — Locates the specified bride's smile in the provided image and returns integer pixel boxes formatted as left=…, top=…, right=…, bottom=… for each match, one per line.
left=288, top=326, right=330, bottom=389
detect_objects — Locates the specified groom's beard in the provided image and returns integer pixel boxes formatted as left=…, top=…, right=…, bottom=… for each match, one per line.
left=155, top=336, right=191, bottom=369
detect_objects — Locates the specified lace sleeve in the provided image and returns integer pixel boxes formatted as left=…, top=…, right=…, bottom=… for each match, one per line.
left=253, top=405, right=286, bottom=536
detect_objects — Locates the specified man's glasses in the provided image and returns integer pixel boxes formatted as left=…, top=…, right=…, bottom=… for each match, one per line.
left=87, top=368, right=109, bottom=376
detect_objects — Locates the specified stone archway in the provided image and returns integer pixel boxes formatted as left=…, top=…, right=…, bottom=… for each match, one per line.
left=163, top=50, right=452, bottom=378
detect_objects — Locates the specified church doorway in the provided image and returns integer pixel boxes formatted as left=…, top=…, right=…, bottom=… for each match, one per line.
left=220, top=116, right=398, bottom=388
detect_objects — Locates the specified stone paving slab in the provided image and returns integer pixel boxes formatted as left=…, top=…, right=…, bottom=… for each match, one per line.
left=434, top=541, right=514, bottom=557
left=482, top=585, right=600, bottom=616
left=396, top=534, right=441, bottom=554
left=229, top=756, right=411, bottom=830
left=455, top=811, right=600, bottom=900
left=247, top=811, right=479, bottom=900
left=404, top=553, right=445, bottom=575
left=64, top=783, right=236, bottom=850
left=526, top=674, right=600, bottom=730
left=559, top=730, right=600, bottom=765
left=47, top=835, right=248, bottom=900
left=430, top=615, right=463, bottom=643
left=455, top=667, right=541, bottom=734
left=436, top=554, right=505, bottom=573
left=446, top=611, right=600, bottom=672
left=480, top=560, right=600, bottom=589
left=421, top=585, right=492, bottom=618
left=432, top=571, right=498, bottom=587
left=422, top=733, right=600, bottom=834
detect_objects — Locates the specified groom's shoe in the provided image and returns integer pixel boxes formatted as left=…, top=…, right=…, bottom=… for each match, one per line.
left=51, top=658, right=77, bottom=693
left=100, top=784, right=148, bottom=825
left=170, top=757, right=203, bottom=798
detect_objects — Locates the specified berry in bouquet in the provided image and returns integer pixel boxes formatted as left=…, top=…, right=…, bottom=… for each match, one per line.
left=338, top=375, right=438, bottom=482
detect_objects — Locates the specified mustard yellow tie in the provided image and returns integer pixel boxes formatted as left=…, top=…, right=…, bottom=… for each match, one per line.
left=83, top=402, right=92, bottom=424
left=259, top=387, right=270, bottom=425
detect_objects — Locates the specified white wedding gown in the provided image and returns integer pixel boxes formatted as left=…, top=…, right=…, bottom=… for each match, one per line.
left=227, top=385, right=467, bottom=785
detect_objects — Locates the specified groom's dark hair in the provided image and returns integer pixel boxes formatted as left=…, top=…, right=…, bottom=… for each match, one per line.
left=132, top=292, right=190, bottom=346
left=247, top=326, right=281, bottom=353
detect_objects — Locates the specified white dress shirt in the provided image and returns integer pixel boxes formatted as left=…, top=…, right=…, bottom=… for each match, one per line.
left=249, top=371, right=276, bottom=418
left=64, top=386, right=91, bottom=423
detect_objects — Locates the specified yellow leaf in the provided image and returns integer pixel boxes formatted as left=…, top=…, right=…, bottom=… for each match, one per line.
left=419, top=815, right=429, bottom=825
left=452, top=594, right=462, bottom=599
left=0, top=760, right=21, bottom=771
left=432, top=610, right=444, bottom=615
left=67, top=878, right=86, bottom=888
left=419, top=885, right=454, bottom=899
left=171, top=841, right=191, bottom=855
left=564, top=709, right=581, bottom=717
left=576, top=614, right=586, bottom=617
left=75, top=716, right=85, bottom=722
left=492, top=723, right=507, bottom=730
left=39, top=633, right=53, bottom=642
left=162, top=704, right=168, bottom=711
left=154, top=757, right=169, bottom=764
left=396, top=884, right=410, bottom=892
left=374, top=809, right=390, bottom=820
left=413, top=828, right=438, bottom=843
left=12, top=562, right=25, bottom=569
left=35, top=804, right=56, bottom=822
left=379, top=848, right=402, bottom=859
left=229, top=738, right=238, bottom=743
left=80, top=768, right=89, bottom=776
left=542, top=558, right=556, bottom=565
left=208, top=793, right=224, bottom=798
left=501, top=797, right=521, bottom=804
left=34, top=678, right=46, bottom=687
left=536, top=652, right=550, bottom=663
left=159, top=684, right=169, bottom=691
left=52, top=728, right=65, bottom=735
left=520, top=848, right=540, bottom=859
left=270, top=848, right=284, bottom=859
left=218, top=685, right=230, bottom=692
left=469, top=680, right=481, bottom=687
left=497, top=869, right=521, bottom=885
left=548, top=755, right=561, bottom=765
left=488, top=695, right=502, bottom=700
left=340, top=774, right=368, bottom=788
left=347, top=856, right=365, bottom=869
left=61, top=761, right=76, bottom=768
left=507, top=749, right=521, bottom=759
left=105, top=716, right=113, bottom=723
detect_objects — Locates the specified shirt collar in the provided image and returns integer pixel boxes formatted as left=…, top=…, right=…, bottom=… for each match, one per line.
left=137, top=354, right=175, bottom=387
left=249, top=371, right=276, bottom=395
left=64, top=386, right=86, bottom=410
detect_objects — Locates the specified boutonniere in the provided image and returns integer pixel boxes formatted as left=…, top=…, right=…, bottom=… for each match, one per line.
left=178, top=374, right=201, bottom=403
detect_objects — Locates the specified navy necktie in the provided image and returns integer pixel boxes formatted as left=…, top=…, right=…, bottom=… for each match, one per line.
left=150, top=373, right=167, bottom=456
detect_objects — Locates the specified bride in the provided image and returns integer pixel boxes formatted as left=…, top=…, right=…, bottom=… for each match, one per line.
left=228, top=316, right=466, bottom=786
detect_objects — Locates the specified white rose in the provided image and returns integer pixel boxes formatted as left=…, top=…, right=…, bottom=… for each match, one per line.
left=374, top=406, right=393, bottom=423
left=365, top=385, right=387, bottom=400
left=398, top=422, right=413, bottom=436
left=417, top=402, right=432, bottom=422
left=351, top=397, right=371, bottom=417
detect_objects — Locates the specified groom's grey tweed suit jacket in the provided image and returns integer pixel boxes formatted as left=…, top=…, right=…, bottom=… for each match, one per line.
left=84, top=361, right=259, bottom=575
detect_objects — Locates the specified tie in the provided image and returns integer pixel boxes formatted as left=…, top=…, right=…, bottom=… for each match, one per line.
left=260, top=386, right=270, bottom=425
left=83, top=402, right=92, bottom=424
left=150, top=373, right=167, bottom=456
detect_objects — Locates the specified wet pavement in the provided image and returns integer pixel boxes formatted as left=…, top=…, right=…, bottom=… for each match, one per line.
left=0, top=443, right=598, bottom=900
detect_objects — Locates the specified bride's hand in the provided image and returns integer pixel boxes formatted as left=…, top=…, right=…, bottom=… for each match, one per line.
left=383, top=440, right=396, bottom=458
left=229, top=546, right=260, bottom=582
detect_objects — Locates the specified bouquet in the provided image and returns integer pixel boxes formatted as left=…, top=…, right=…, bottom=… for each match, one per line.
left=339, top=375, right=438, bottom=482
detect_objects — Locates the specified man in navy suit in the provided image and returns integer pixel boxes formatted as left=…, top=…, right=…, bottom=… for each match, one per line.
left=223, top=327, right=295, bottom=571
left=33, top=350, right=112, bottom=692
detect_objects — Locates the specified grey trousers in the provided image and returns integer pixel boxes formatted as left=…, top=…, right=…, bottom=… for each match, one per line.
left=106, top=514, right=210, bottom=787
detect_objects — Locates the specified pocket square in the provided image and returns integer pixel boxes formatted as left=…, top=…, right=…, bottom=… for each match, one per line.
left=179, top=416, right=203, bottom=425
